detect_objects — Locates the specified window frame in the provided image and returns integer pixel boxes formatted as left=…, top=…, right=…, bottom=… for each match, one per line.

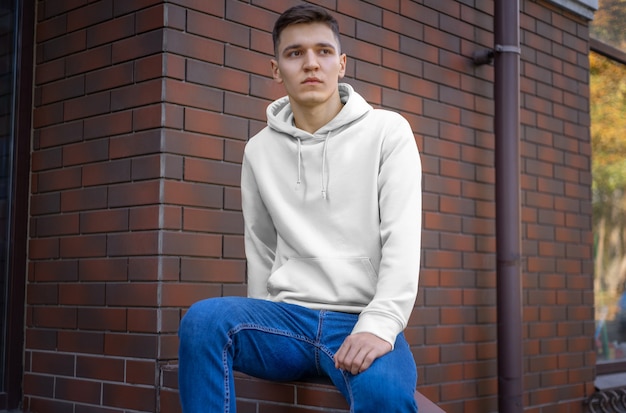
left=590, top=36, right=626, bottom=376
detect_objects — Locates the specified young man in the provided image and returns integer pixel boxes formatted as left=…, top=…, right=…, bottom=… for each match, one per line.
left=178, top=4, right=422, bottom=412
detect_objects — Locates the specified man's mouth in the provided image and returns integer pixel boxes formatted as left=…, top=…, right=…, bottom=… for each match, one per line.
left=302, top=77, right=322, bottom=84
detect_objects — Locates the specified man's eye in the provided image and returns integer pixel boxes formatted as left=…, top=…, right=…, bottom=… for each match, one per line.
left=288, top=50, right=301, bottom=57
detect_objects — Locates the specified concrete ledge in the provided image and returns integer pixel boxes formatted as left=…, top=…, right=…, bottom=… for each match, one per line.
left=160, top=363, right=445, bottom=412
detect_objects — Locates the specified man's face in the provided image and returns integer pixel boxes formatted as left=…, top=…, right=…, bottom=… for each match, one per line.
left=271, top=22, right=346, bottom=110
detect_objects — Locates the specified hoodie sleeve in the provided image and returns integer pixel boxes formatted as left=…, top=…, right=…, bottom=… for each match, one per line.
left=241, top=150, right=277, bottom=298
left=351, top=114, right=422, bottom=348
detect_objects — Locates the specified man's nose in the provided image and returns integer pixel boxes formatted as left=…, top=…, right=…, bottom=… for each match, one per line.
left=303, top=50, right=319, bottom=69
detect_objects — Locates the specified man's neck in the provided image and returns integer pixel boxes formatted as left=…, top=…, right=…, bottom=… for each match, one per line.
left=292, top=95, right=344, bottom=134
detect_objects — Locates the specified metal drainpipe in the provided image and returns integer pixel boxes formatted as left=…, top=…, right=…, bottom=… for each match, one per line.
left=473, top=1, right=524, bottom=411
left=494, top=0, right=524, bottom=411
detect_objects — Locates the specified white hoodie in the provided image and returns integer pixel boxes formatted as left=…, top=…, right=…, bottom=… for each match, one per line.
left=241, top=83, right=422, bottom=347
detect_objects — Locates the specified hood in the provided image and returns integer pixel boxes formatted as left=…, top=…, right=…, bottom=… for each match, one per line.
left=264, top=83, right=373, bottom=199
left=266, top=83, right=373, bottom=139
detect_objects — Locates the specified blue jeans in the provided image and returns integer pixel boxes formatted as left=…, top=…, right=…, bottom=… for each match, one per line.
left=178, top=297, right=418, bottom=413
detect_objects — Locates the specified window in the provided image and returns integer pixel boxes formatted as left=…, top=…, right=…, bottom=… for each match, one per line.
left=591, top=0, right=626, bottom=370
left=0, top=0, right=17, bottom=393
left=0, top=0, right=31, bottom=408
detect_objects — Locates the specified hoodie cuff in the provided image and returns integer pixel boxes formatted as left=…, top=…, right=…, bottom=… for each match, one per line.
left=351, top=311, right=403, bottom=350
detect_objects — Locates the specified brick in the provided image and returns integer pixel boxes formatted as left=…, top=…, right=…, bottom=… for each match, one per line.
left=66, top=44, right=112, bottom=76
left=77, top=355, right=125, bottom=382
left=106, top=283, right=158, bottom=307
left=107, top=231, right=160, bottom=256
left=32, top=307, right=77, bottom=329
left=102, top=382, right=156, bottom=411
left=111, top=79, right=162, bottom=111
left=86, top=13, right=135, bottom=48
left=56, top=376, right=102, bottom=404
left=219, top=141, right=241, bottom=167
left=40, top=75, right=85, bottom=105
left=162, top=129, right=223, bottom=159
left=108, top=180, right=161, bottom=207
left=59, top=283, right=106, bottom=306
left=78, top=258, right=128, bottom=281
left=104, top=333, right=158, bottom=359
left=41, top=29, right=86, bottom=62
left=164, top=29, right=224, bottom=65
left=109, top=129, right=162, bottom=158
left=32, top=147, right=63, bottom=171
left=112, top=29, right=164, bottom=64
left=163, top=103, right=185, bottom=129
left=225, top=45, right=272, bottom=77
left=161, top=283, right=223, bottom=307
left=183, top=208, right=243, bottom=234
left=128, top=256, right=180, bottom=281
left=162, top=180, right=223, bottom=208
left=224, top=92, right=267, bottom=122
left=78, top=308, right=127, bottom=332
left=86, top=61, right=134, bottom=93
left=37, top=166, right=82, bottom=192
left=27, top=283, right=58, bottom=305
left=33, top=260, right=78, bottom=282
left=225, top=1, right=276, bottom=32
left=113, top=0, right=163, bottom=17
left=32, top=102, right=64, bottom=128
left=126, top=359, right=156, bottom=385
left=60, top=234, right=107, bottom=258
left=84, top=111, right=133, bottom=139
left=132, top=104, right=162, bottom=131
left=180, top=258, right=246, bottom=283
left=23, top=373, right=55, bottom=398
left=224, top=235, right=245, bottom=259
left=80, top=209, right=129, bottom=234
left=29, top=238, right=60, bottom=260
left=187, top=10, right=249, bottom=48
left=163, top=78, right=222, bottom=111
left=35, top=58, right=66, bottom=85
left=355, top=60, right=399, bottom=89
left=30, top=192, right=61, bottom=216
left=35, top=213, right=79, bottom=237
left=63, top=138, right=109, bottom=167
left=136, top=4, right=164, bottom=34
left=64, top=91, right=111, bottom=121
left=185, top=108, right=249, bottom=140
left=127, top=308, right=158, bottom=333
left=130, top=205, right=182, bottom=231
left=27, top=398, right=74, bottom=413
left=161, top=231, right=223, bottom=258
left=356, top=20, right=398, bottom=50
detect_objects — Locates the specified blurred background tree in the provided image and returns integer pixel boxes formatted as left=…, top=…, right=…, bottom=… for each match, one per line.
left=591, top=0, right=626, bottom=50
left=590, top=49, right=626, bottom=343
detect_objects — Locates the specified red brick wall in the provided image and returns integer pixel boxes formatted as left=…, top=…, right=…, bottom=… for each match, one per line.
left=24, top=0, right=595, bottom=412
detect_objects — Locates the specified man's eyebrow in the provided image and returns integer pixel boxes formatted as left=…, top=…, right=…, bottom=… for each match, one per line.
left=281, top=42, right=337, bottom=54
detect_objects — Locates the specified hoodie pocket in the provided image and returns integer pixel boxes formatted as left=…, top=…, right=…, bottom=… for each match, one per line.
left=267, top=257, right=378, bottom=307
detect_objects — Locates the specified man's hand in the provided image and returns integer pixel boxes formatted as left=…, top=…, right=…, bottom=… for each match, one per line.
left=333, top=332, right=392, bottom=375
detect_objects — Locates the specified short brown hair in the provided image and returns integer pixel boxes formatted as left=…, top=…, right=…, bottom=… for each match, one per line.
left=272, top=4, right=341, bottom=56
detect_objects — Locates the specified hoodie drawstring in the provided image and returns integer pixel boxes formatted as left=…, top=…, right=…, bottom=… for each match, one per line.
left=296, top=138, right=302, bottom=189
left=295, top=132, right=331, bottom=199
left=321, top=132, right=330, bottom=199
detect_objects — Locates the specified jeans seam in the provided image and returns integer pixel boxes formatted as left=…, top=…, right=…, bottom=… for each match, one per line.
left=222, top=323, right=319, bottom=412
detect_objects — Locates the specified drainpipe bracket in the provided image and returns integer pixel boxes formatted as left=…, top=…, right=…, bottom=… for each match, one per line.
left=472, top=49, right=495, bottom=66
left=495, top=44, right=522, bottom=54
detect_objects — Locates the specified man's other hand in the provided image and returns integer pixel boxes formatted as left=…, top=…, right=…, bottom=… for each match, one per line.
left=333, top=332, right=392, bottom=375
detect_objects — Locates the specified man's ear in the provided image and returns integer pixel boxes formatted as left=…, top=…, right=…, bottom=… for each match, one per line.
left=271, top=59, right=283, bottom=84
left=338, top=53, right=347, bottom=79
